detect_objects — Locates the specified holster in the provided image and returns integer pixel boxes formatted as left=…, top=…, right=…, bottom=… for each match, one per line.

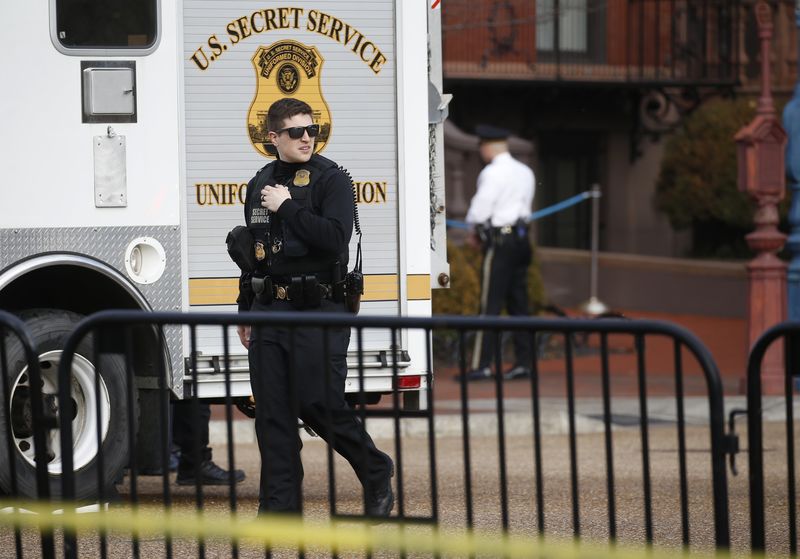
left=251, top=276, right=274, bottom=305
left=237, top=274, right=255, bottom=311
left=475, top=224, right=490, bottom=246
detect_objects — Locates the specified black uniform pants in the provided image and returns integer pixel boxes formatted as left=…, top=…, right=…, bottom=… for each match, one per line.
left=172, top=400, right=212, bottom=466
left=248, top=299, right=392, bottom=512
left=477, top=234, right=533, bottom=369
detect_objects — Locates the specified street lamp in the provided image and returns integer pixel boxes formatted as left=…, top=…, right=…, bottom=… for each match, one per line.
left=736, top=0, right=787, bottom=394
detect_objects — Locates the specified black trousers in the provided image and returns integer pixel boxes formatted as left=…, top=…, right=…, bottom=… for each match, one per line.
left=248, top=298, right=392, bottom=512
left=476, top=235, right=533, bottom=369
left=172, top=400, right=212, bottom=465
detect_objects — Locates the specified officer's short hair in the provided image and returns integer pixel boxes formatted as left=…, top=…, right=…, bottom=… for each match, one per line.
left=268, top=98, right=313, bottom=132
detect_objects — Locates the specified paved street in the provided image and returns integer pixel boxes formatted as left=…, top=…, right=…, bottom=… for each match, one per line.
left=2, top=310, right=796, bottom=558
left=2, top=420, right=795, bottom=558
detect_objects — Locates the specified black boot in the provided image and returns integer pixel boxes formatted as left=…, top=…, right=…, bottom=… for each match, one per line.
left=176, top=460, right=246, bottom=485
left=365, top=462, right=394, bottom=518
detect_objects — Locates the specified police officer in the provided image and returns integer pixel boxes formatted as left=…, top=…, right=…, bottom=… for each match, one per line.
left=464, top=124, right=535, bottom=381
left=137, top=402, right=246, bottom=486
left=172, top=401, right=246, bottom=485
left=235, top=98, right=394, bottom=516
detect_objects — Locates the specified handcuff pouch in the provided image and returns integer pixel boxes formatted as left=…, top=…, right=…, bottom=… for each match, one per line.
left=251, top=276, right=274, bottom=305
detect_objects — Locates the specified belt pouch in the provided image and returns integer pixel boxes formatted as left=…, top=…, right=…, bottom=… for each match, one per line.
left=252, top=276, right=274, bottom=305
left=288, top=275, right=320, bottom=310
left=303, top=275, right=322, bottom=309
left=287, top=276, right=305, bottom=309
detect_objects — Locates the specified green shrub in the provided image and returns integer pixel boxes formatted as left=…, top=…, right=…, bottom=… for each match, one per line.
left=655, top=96, right=788, bottom=258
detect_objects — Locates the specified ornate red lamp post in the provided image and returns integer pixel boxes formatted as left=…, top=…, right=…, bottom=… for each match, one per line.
left=735, top=0, right=787, bottom=394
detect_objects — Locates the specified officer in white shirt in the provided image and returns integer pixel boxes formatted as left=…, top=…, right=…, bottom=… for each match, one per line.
left=464, top=124, right=535, bottom=381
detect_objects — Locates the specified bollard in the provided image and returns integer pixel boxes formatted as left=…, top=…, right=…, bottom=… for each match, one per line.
left=579, top=184, right=609, bottom=316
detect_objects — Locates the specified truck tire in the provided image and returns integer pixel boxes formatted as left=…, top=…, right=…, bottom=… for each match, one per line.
left=0, top=309, right=133, bottom=500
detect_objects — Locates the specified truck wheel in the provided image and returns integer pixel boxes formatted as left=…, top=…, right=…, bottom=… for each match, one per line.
left=0, top=309, right=133, bottom=500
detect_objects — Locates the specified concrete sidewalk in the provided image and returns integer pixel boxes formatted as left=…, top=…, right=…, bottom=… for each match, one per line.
left=208, top=308, right=792, bottom=443
left=211, top=395, right=798, bottom=443
left=432, top=308, right=750, bottom=400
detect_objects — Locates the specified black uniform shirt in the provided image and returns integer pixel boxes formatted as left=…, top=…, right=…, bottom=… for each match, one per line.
left=245, top=156, right=354, bottom=276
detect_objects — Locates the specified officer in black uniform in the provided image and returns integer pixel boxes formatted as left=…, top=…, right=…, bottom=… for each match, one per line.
left=235, top=98, right=394, bottom=516
left=137, top=402, right=246, bottom=485
left=464, top=124, right=536, bottom=381
left=172, top=401, right=246, bottom=485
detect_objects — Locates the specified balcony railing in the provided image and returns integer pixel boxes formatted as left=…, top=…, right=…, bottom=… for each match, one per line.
left=443, top=0, right=741, bottom=86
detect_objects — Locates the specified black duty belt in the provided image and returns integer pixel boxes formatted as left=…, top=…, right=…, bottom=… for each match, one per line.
left=490, top=222, right=529, bottom=240
left=271, top=282, right=333, bottom=301
left=268, top=273, right=334, bottom=284
left=250, top=274, right=339, bottom=309
left=492, top=225, right=516, bottom=235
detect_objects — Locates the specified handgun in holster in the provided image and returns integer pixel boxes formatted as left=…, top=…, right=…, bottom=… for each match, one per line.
left=475, top=223, right=491, bottom=246
left=236, top=273, right=255, bottom=311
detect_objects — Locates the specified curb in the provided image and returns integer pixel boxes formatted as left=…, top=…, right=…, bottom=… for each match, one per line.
left=209, top=396, right=797, bottom=444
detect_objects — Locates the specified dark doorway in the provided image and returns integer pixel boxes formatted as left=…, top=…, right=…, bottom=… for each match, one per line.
left=536, top=133, right=599, bottom=249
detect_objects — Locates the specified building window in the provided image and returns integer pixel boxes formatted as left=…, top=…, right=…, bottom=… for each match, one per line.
left=536, top=132, right=599, bottom=250
left=55, top=0, right=158, bottom=49
left=536, top=0, right=588, bottom=53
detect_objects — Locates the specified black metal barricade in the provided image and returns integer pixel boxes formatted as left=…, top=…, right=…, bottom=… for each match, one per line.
left=0, top=310, right=55, bottom=559
left=747, top=322, right=800, bottom=556
left=45, top=310, right=735, bottom=558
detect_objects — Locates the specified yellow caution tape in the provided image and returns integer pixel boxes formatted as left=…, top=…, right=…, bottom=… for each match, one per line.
left=0, top=500, right=733, bottom=559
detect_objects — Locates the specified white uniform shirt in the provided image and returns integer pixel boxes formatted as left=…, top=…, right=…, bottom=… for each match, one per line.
left=465, top=152, right=535, bottom=227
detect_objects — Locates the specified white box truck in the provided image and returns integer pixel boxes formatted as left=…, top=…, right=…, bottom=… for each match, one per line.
left=0, top=0, right=449, bottom=498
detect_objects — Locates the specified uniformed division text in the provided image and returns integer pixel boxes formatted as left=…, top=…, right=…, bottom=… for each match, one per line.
left=195, top=181, right=389, bottom=206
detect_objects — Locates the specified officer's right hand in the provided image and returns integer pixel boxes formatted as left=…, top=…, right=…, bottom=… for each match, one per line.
left=261, top=184, right=291, bottom=212
left=237, top=325, right=251, bottom=349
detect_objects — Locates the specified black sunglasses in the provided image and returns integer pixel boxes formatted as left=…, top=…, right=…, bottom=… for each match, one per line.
left=275, top=124, right=320, bottom=139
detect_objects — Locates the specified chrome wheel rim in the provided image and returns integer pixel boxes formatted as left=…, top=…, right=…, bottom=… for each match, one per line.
left=10, top=351, right=111, bottom=473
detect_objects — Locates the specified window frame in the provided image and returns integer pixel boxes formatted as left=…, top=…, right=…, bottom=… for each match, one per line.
left=49, top=0, right=161, bottom=56
left=536, top=0, right=606, bottom=64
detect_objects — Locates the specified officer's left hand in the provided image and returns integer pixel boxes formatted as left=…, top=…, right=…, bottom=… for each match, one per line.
left=237, top=325, right=250, bottom=349
left=261, top=184, right=291, bottom=212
